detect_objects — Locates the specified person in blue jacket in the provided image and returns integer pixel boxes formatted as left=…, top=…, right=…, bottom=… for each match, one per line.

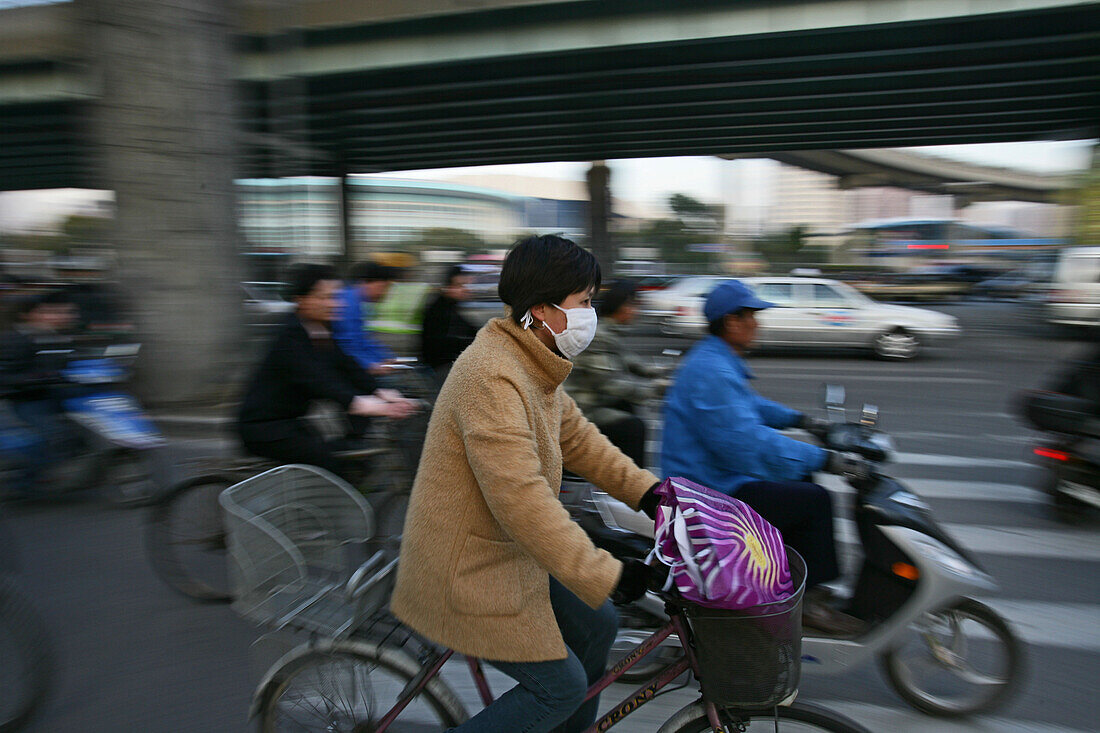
left=333, top=261, right=400, bottom=375
left=661, top=279, right=864, bottom=635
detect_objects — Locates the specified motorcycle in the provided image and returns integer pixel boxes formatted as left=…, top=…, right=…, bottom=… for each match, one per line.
left=1019, top=389, right=1100, bottom=523
left=588, top=386, right=1024, bottom=718
left=1, top=342, right=166, bottom=506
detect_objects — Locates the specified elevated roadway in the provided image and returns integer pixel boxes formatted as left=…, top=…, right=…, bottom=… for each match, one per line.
left=721, top=148, right=1074, bottom=203
left=0, top=0, right=1097, bottom=190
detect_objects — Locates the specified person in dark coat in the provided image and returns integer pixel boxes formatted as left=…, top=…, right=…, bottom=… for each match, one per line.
left=420, top=264, right=478, bottom=379
left=236, top=264, right=416, bottom=479
left=0, top=291, right=78, bottom=495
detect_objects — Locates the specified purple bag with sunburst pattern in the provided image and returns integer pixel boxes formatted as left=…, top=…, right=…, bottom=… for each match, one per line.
left=647, top=477, right=793, bottom=609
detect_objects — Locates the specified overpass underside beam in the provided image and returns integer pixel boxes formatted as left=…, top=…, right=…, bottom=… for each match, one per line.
left=0, top=1, right=1097, bottom=190
left=233, top=3, right=1098, bottom=177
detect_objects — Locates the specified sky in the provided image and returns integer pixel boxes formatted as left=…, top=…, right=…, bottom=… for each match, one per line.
left=0, top=140, right=1095, bottom=233
left=384, top=140, right=1097, bottom=210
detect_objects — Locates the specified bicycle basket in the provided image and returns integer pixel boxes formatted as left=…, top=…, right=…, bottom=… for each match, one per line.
left=220, top=464, right=376, bottom=635
left=679, top=548, right=806, bottom=709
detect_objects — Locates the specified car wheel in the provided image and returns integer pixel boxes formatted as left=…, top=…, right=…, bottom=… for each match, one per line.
left=873, top=328, right=920, bottom=360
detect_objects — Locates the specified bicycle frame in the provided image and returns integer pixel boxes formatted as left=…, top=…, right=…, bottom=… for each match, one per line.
left=373, top=610, right=726, bottom=733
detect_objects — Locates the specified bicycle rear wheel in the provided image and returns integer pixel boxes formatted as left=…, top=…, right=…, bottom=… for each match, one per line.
left=145, top=473, right=234, bottom=602
left=0, top=577, right=54, bottom=732
left=664, top=700, right=871, bottom=733
left=257, top=640, right=466, bottom=732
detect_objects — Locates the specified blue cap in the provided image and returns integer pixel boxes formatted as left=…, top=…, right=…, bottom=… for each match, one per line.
left=703, top=280, right=774, bottom=322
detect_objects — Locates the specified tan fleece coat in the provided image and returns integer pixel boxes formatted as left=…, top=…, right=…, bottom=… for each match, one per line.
left=390, top=316, right=659, bottom=662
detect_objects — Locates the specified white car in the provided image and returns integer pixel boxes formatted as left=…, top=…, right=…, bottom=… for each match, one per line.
left=661, top=276, right=960, bottom=360
left=242, top=281, right=295, bottom=327
left=1046, top=246, right=1100, bottom=329
left=637, top=275, right=733, bottom=322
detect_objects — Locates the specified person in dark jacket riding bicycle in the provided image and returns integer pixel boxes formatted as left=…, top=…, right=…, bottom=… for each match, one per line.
left=420, top=264, right=478, bottom=381
left=0, top=291, right=78, bottom=497
left=236, top=264, right=415, bottom=479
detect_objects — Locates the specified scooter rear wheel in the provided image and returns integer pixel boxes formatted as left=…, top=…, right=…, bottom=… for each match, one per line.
left=880, top=598, right=1022, bottom=717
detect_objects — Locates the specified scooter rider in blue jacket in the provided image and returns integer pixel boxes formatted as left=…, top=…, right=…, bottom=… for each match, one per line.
left=661, top=279, right=865, bottom=636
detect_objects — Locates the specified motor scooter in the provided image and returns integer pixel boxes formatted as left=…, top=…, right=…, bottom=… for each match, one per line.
left=590, top=386, right=1023, bottom=718
left=1019, top=388, right=1100, bottom=522
left=1, top=342, right=166, bottom=506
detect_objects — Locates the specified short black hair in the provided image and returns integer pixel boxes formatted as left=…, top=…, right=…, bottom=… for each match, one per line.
left=349, top=261, right=400, bottom=283
left=443, top=264, right=469, bottom=287
left=599, top=279, right=638, bottom=318
left=287, top=263, right=338, bottom=300
left=498, top=235, right=601, bottom=324
left=708, top=308, right=753, bottom=337
left=14, top=289, right=72, bottom=319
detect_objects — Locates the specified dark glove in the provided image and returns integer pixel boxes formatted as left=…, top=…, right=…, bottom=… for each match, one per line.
left=650, top=377, right=672, bottom=399
left=638, top=481, right=661, bottom=520
left=798, top=413, right=830, bottom=437
left=611, top=560, right=664, bottom=605
left=825, top=450, right=871, bottom=481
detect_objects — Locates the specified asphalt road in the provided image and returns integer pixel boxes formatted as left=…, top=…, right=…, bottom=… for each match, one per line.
left=4, top=300, right=1098, bottom=732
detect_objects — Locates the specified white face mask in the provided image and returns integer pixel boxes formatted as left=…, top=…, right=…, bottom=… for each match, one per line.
left=522, top=304, right=598, bottom=359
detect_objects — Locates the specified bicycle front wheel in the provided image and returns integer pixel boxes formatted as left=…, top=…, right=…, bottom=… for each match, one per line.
left=666, top=700, right=871, bottom=733
left=258, top=641, right=466, bottom=732
left=145, top=473, right=234, bottom=602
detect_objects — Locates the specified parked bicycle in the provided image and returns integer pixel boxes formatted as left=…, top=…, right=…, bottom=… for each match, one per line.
left=144, top=361, right=434, bottom=603
left=221, top=464, right=871, bottom=733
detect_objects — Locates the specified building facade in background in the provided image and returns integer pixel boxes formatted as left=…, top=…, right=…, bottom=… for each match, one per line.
left=237, top=176, right=526, bottom=259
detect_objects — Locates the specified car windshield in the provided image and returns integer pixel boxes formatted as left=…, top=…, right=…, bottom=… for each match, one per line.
left=830, top=281, right=873, bottom=304
left=243, top=282, right=286, bottom=300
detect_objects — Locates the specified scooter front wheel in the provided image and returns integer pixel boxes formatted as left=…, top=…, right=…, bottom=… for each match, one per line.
left=880, top=598, right=1023, bottom=717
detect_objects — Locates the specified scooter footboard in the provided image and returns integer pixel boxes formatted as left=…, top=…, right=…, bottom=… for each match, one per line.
left=846, top=524, right=918, bottom=623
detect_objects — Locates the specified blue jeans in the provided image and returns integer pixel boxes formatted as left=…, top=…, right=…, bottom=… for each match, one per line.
left=450, top=577, right=618, bottom=733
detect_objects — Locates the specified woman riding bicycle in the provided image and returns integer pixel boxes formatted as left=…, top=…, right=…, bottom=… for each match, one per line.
left=391, top=235, right=662, bottom=732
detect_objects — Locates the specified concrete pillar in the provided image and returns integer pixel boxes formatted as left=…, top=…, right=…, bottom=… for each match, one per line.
left=83, top=0, right=246, bottom=406
left=339, top=171, right=354, bottom=273
left=586, top=161, right=614, bottom=274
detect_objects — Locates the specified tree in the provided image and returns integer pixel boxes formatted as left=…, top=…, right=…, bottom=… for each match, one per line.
left=631, top=193, right=727, bottom=265
left=1073, top=144, right=1100, bottom=245
left=668, top=193, right=725, bottom=233
left=754, top=225, right=827, bottom=266
left=407, top=227, right=485, bottom=253
left=60, top=214, right=111, bottom=247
